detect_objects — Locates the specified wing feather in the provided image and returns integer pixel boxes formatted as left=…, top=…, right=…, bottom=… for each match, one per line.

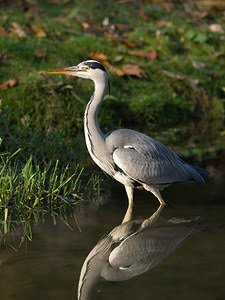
left=109, top=219, right=199, bottom=276
left=107, top=129, right=206, bottom=185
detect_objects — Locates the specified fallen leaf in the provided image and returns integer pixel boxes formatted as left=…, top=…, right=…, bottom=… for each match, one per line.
left=191, top=11, right=208, bottom=20
left=10, top=22, right=26, bottom=38
left=155, top=1, right=175, bottom=12
left=139, top=9, right=151, bottom=22
left=136, top=50, right=157, bottom=60
left=157, top=20, right=173, bottom=28
left=51, top=0, right=70, bottom=3
left=108, top=65, right=125, bottom=76
left=209, top=24, right=224, bottom=34
left=122, top=64, right=147, bottom=78
left=0, top=26, right=7, bottom=37
left=112, top=55, right=123, bottom=63
left=88, top=51, right=109, bottom=64
left=177, top=27, right=185, bottom=33
left=34, top=49, right=46, bottom=58
left=27, top=6, right=46, bottom=14
left=2, top=15, right=8, bottom=21
left=104, top=32, right=137, bottom=47
left=122, top=39, right=138, bottom=48
left=82, top=21, right=98, bottom=34
left=31, top=25, right=47, bottom=37
left=117, top=0, right=135, bottom=3
left=0, top=78, right=20, bottom=90
left=104, top=32, right=123, bottom=42
left=195, top=0, right=225, bottom=10
left=115, top=24, right=134, bottom=33
left=82, top=21, right=90, bottom=31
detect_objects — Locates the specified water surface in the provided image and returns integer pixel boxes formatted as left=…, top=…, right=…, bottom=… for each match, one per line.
left=0, top=177, right=225, bottom=300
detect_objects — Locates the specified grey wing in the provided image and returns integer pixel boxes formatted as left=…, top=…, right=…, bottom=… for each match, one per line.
left=109, top=129, right=207, bottom=185
left=108, top=220, right=199, bottom=279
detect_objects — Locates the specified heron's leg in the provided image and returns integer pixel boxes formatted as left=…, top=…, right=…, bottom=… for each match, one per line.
left=122, top=203, right=133, bottom=224
left=141, top=203, right=165, bottom=228
left=124, top=185, right=134, bottom=206
left=122, top=185, right=134, bottom=224
left=143, top=184, right=166, bottom=206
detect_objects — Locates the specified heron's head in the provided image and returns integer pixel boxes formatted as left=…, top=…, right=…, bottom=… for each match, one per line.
left=46, top=60, right=108, bottom=81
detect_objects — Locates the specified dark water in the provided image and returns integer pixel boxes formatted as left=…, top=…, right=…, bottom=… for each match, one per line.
left=0, top=177, right=225, bottom=300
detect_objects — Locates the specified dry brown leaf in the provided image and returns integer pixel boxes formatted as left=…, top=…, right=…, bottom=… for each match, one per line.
left=2, top=15, right=8, bottom=21
left=122, top=39, right=138, bottom=48
left=104, top=32, right=122, bottom=43
left=139, top=9, right=151, bottom=22
left=34, top=49, right=45, bottom=58
left=209, top=24, right=224, bottom=34
left=31, top=25, right=47, bottom=37
left=10, top=22, right=26, bottom=38
left=136, top=50, right=157, bottom=60
left=82, top=21, right=97, bottom=34
left=153, top=1, right=175, bottom=12
left=191, top=11, right=208, bottom=20
left=112, top=55, right=123, bottom=63
left=115, top=24, right=134, bottom=33
left=195, top=0, right=225, bottom=10
left=88, top=52, right=109, bottom=64
left=117, top=0, right=135, bottom=3
left=0, top=26, right=7, bottom=37
left=109, top=63, right=147, bottom=78
left=104, top=32, right=137, bottom=47
left=0, top=78, right=20, bottom=90
left=51, top=0, right=70, bottom=3
left=82, top=22, right=90, bottom=30
left=108, top=65, right=125, bottom=76
left=157, top=20, right=173, bottom=28
left=177, top=27, right=185, bottom=33
left=122, top=65, right=147, bottom=78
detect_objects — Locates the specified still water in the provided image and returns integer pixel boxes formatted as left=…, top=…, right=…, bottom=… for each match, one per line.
left=0, top=177, right=225, bottom=300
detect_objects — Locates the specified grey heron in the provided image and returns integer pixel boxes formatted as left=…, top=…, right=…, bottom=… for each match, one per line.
left=47, top=60, right=209, bottom=210
left=77, top=204, right=201, bottom=300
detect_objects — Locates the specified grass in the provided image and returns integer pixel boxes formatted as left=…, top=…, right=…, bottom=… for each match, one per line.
left=0, top=138, right=100, bottom=246
left=0, top=1, right=224, bottom=145
left=0, top=0, right=224, bottom=245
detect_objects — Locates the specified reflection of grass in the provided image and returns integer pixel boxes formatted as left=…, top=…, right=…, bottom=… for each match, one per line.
left=0, top=138, right=100, bottom=247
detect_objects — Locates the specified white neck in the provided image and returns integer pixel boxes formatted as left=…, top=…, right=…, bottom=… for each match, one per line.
left=84, top=74, right=108, bottom=162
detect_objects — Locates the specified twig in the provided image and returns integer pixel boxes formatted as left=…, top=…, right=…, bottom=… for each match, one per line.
left=157, top=68, right=199, bottom=87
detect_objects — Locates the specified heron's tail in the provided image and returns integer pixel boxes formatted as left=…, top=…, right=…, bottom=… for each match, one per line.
left=193, top=165, right=210, bottom=183
left=178, top=154, right=209, bottom=183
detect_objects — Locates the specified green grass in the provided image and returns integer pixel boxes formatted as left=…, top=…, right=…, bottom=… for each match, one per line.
left=0, top=138, right=100, bottom=246
left=0, top=1, right=224, bottom=135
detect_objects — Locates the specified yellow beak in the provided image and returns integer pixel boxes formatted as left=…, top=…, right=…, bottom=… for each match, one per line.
left=46, top=66, right=79, bottom=75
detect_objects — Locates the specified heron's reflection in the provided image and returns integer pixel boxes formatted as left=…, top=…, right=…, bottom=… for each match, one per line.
left=78, top=205, right=200, bottom=300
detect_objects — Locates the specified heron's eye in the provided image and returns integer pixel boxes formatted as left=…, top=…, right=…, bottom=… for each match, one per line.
left=85, top=66, right=90, bottom=70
